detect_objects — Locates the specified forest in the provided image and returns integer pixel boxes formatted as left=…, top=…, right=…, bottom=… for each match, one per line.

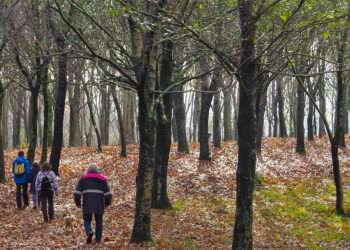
left=1, top=0, right=350, bottom=249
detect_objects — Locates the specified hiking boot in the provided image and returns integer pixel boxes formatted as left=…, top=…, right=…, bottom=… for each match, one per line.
left=87, top=233, right=93, bottom=244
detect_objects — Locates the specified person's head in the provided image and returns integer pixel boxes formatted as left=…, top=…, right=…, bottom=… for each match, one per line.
left=18, top=151, right=25, bottom=158
left=87, top=164, right=101, bottom=174
left=32, top=162, right=40, bottom=169
left=41, top=162, right=51, bottom=172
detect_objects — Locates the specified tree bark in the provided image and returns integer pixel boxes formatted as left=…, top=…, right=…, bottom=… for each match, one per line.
left=41, top=60, right=50, bottom=163
left=199, top=65, right=221, bottom=160
left=0, top=81, right=5, bottom=183
left=173, top=84, right=189, bottom=153
left=223, top=88, right=234, bottom=141
left=213, top=91, right=221, bottom=148
left=84, top=86, right=102, bottom=153
left=296, top=78, right=306, bottom=153
left=233, top=1, right=257, bottom=249
left=111, top=86, right=127, bottom=157
left=152, top=39, right=173, bottom=209
left=277, top=79, right=287, bottom=137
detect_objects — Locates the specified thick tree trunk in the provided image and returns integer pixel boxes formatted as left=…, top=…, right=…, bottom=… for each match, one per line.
left=233, top=1, right=257, bottom=249
left=331, top=139, right=345, bottom=214
left=1, top=93, right=8, bottom=149
left=111, top=87, right=127, bottom=157
left=296, top=79, right=306, bottom=153
left=336, top=40, right=346, bottom=147
left=277, top=80, right=287, bottom=137
left=131, top=87, right=157, bottom=243
left=173, top=84, right=189, bottom=153
left=199, top=66, right=221, bottom=160
left=223, top=88, right=234, bottom=141
left=49, top=43, right=68, bottom=174
left=152, top=40, right=173, bottom=209
left=192, top=91, right=201, bottom=142
left=213, top=91, right=221, bottom=148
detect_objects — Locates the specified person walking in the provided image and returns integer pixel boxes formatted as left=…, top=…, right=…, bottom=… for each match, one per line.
left=28, top=162, right=40, bottom=209
left=13, top=151, right=30, bottom=209
left=74, top=165, right=112, bottom=244
left=35, top=162, right=58, bottom=222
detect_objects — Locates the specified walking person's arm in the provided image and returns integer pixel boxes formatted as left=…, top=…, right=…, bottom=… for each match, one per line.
left=50, top=171, right=59, bottom=196
left=35, top=172, right=42, bottom=194
left=103, top=181, right=112, bottom=207
left=74, top=178, right=83, bottom=208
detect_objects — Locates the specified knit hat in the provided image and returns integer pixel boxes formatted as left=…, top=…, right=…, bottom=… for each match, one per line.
left=87, top=164, right=101, bottom=173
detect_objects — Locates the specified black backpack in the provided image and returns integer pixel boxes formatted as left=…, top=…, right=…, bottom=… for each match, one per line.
left=41, top=175, right=51, bottom=192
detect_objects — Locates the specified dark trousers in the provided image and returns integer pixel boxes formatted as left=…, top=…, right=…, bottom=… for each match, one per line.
left=83, top=213, right=103, bottom=242
left=16, top=183, right=29, bottom=209
left=40, top=191, right=54, bottom=222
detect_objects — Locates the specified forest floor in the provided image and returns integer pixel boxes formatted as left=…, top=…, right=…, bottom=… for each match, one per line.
left=1, top=137, right=350, bottom=249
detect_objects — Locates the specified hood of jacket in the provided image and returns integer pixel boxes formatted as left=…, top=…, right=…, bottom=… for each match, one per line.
left=82, top=172, right=106, bottom=181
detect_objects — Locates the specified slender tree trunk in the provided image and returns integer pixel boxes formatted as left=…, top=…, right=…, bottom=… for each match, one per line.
left=272, top=83, right=278, bottom=137
left=12, top=89, right=21, bottom=148
left=296, top=78, right=306, bottom=153
left=232, top=86, right=239, bottom=140
left=192, top=90, right=201, bottom=142
left=111, top=87, right=127, bottom=157
left=277, top=80, right=287, bottom=137
left=213, top=91, right=221, bottom=148
left=1, top=93, right=8, bottom=149
left=41, top=61, right=50, bottom=163
left=122, top=91, right=136, bottom=144
left=307, top=94, right=314, bottom=141
left=0, top=81, right=5, bottom=183
left=100, top=85, right=110, bottom=145
left=199, top=66, right=221, bottom=160
left=319, top=74, right=326, bottom=137
left=27, top=88, right=40, bottom=165
left=256, top=88, right=267, bottom=154
left=84, top=86, right=102, bottom=153
left=173, top=84, right=189, bottom=153
left=223, top=88, right=234, bottom=141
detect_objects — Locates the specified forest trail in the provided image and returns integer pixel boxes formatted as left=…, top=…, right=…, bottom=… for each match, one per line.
left=1, top=138, right=350, bottom=249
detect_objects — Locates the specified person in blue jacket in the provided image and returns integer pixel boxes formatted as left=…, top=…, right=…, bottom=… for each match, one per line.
left=12, top=151, right=30, bottom=209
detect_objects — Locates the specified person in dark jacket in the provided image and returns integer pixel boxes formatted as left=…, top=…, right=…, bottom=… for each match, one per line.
left=74, top=165, right=112, bottom=244
left=12, top=151, right=30, bottom=209
left=36, top=162, right=58, bottom=222
left=28, top=162, right=40, bottom=209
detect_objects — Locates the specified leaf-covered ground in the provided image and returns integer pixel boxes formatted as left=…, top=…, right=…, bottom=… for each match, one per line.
left=1, top=137, right=350, bottom=249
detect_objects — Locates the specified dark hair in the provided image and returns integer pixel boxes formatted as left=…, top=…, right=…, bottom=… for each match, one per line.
left=18, top=151, right=25, bottom=157
left=41, top=162, right=51, bottom=172
left=32, top=162, right=40, bottom=169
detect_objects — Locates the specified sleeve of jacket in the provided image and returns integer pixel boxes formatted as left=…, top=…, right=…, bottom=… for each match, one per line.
left=74, top=178, right=83, bottom=207
left=35, top=172, right=42, bottom=193
left=103, top=181, right=112, bottom=207
left=12, top=160, right=15, bottom=175
left=50, top=171, right=59, bottom=193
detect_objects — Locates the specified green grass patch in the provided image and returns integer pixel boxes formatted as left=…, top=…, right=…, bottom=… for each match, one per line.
left=256, top=178, right=350, bottom=249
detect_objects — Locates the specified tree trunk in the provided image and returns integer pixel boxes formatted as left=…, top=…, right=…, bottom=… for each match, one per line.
left=296, top=79, right=306, bottom=153
left=336, top=38, right=346, bottom=147
left=307, top=94, right=314, bottom=141
left=233, top=1, right=257, bottom=248
left=12, top=89, right=21, bottom=148
left=84, top=86, right=102, bottom=153
left=111, top=87, right=127, bottom=157
left=199, top=66, right=221, bottom=160
left=152, top=39, right=173, bottom=209
left=213, top=91, right=221, bottom=148
left=319, top=72, right=326, bottom=137
left=256, top=88, right=267, bottom=154
left=173, top=84, right=189, bottom=153
left=131, top=86, right=157, bottom=243
left=1, top=93, right=8, bottom=149
left=41, top=61, right=50, bottom=163
left=122, top=91, right=136, bottom=144
left=192, top=91, right=201, bottom=142
left=0, top=81, right=5, bottom=183
left=223, top=88, right=234, bottom=141
left=27, top=88, right=40, bottom=165
left=100, top=85, right=110, bottom=145
left=277, top=79, right=287, bottom=137
left=272, top=83, right=278, bottom=137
